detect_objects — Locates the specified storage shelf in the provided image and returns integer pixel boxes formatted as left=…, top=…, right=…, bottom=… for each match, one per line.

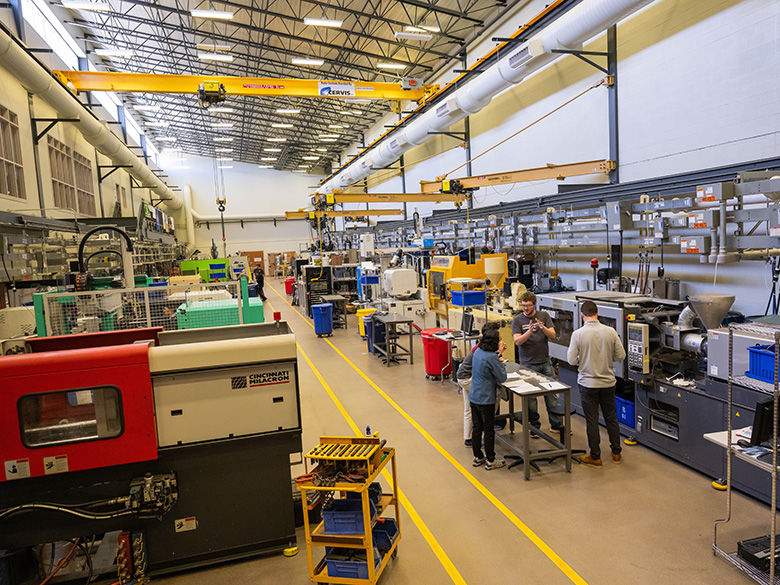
left=311, top=539, right=398, bottom=585
left=734, top=376, right=780, bottom=395
left=714, top=547, right=780, bottom=584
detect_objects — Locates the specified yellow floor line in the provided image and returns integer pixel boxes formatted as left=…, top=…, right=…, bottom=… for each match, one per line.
left=266, top=299, right=467, bottom=585
left=269, top=286, right=589, bottom=585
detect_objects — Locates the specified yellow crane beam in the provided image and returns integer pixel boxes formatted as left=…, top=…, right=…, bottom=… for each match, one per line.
left=285, top=209, right=403, bottom=219
left=52, top=71, right=429, bottom=101
left=419, top=159, right=616, bottom=194
left=314, top=192, right=469, bottom=206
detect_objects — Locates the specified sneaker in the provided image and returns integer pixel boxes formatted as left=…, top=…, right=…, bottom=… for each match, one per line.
left=611, top=452, right=622, bottom=463
left=472, top=456, right=486, bottom=467
left=485, top=458, right=506, bottom=470
left=580, top=454, right=603, bottom=467
left=464, top=439, right=472, bottom=447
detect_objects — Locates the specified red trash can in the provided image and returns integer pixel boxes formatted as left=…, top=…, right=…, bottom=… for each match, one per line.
left=284, top=277, right=295, bottom=294
left=421, top=328, right=452, bottom=378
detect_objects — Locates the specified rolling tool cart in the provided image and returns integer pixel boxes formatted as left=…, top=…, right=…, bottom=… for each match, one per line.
left=297, top=436, right=400, bottom=584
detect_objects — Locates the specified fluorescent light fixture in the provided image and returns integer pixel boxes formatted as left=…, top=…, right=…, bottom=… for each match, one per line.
left=292, top=169, right=307, bottom=173
left=196, top=43, right=231, bottom=51
left=338, top=110, right=361, bottom=115
left=210, top=122, right=233, bottom=128
left=133, top=105, right=160, bottom=112
left=260, top=157, right=277, bottom=161
left=217, top=157, right=233, bottom=162
left=319, top=138, right=337, bottom=142
left=405, top=24, right=440, bottom=33
left=291, top=58, right=324, bottom=66
left=263, top=148, right=282, bottom=152
left=218, top=165, right=233, bottom=169
left=420, top=25, right=439, bottom=32
left=302, top=156, right=319, bottom=160
left=198, top=52, right=233, bottom=62
left=157, top=137, right=177, bottom=142
left=303, top=17, right=342, bottom=27
left=95, top=48, right=135, bottom=57
left=215, top=147, right=233, bottom=152
left=146, top=121, right=169, bottom=127
left=318, top=134, right=339, bottom=138
left=275, top=108, right=301, bottom=114
left=61, top=0, right=111, bottom=12
left=377, top=62, right=406, bottom=70
left=209, top=106, right=234, bottom=113
left=271, top=123, right=293, bottom=128
left=345, top=98, right=371, bottom=104
left=162, top=147, right=182, bottom=153
left=191, top=9, right=233, bottom=20
left=394, top=31, right=432, bottom=41
left=267, top=137, right=287, bottom=142
left=213, top=136, right=234, bottom=142
left=316, top=148, right=328, bottom=152
left=328, top=124, right=345, bottom=129
left=258, top=164, right=273, bottom=169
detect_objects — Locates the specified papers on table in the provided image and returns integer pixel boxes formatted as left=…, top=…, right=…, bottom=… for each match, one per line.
left=540, top=381, right=567, bottom=391
left=505, top=372, right=522, bottom=381
left=504, top=380, right=538, bottom=394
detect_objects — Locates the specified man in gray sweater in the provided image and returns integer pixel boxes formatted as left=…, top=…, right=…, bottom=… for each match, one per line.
left=566, top=300, right=626, bottom=466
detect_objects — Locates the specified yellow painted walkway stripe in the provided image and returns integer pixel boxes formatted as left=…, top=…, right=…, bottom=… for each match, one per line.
left=269, top=286, right=589, bottom=585
left=265, top=300, right=467, bottom=585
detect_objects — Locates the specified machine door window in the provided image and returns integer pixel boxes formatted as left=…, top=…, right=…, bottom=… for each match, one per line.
left=18, top=386, right=123, bottom=448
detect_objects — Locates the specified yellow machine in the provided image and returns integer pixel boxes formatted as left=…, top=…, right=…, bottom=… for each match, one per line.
left=426, top=253, right=507, bottom=316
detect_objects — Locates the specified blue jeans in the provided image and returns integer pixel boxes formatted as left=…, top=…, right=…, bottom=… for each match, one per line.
left=524, top=360, right=562, bottom=429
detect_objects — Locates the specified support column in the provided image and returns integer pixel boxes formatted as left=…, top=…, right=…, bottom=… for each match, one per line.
left=607, top=25, right=619, bottom=184
left=27, top=94, right=46, bottom=217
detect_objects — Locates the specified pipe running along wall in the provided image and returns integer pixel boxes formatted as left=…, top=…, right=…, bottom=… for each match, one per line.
left=319, top=0, right=655, bottom=194
left=0, top=26, right=183, bottom=212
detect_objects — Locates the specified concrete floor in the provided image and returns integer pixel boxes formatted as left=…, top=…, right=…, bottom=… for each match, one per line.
left=158, top=279, right=771, bottom=585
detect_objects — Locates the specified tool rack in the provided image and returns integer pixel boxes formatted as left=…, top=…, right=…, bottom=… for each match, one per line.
left=298, top=436, right=400, bottom=585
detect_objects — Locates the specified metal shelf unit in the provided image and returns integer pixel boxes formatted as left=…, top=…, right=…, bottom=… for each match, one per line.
left=713, top=322, right=780, bottom=584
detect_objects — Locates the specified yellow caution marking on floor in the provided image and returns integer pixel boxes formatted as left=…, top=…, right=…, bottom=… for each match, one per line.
left=267, top=298, right=467, bottom=585
left=269, top=285, right=590, bottom=585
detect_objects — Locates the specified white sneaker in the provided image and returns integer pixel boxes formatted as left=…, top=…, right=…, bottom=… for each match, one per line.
left=485, top=458, right=506, bottom=470
left=472, top=456, right=486, bottom=467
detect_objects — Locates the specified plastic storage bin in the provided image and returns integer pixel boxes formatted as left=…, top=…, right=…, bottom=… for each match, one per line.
left=312, top=303, right=334, bottom=338
left=746, top=344, right=777, bottom=384
left=346, top=482, right=381, bottom=506
left=366, top=317, right=386, bottom=355
left=322, top=498, right=377, bottom=535
left=421, top=328, right=452, bottom=377
left=371, top=517, right=399, bottom=552
left=450, top=290, right=486, bottom=307
left=615, top=396, right=635, bottom=428
left=356, top=308, right=377, bottom=337
left=325, top=547, right=381, bottom=579
left=284, top=277, right=296, bottom=295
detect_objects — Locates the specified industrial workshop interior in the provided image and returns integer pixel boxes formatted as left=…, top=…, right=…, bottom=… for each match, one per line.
left=3, top=0, right=780, bottom=584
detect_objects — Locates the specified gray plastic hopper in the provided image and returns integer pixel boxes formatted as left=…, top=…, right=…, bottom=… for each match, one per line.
left=689, top=293, right=736, bottom=330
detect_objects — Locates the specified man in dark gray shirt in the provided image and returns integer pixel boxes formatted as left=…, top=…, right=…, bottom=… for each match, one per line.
left=511, top=291, right=562, bottom=431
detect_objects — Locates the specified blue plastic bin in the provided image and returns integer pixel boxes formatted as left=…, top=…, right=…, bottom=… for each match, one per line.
left=372, top=517, right=399, bottom=552
left=322, top=498, right=377, bottom=534
left=746, top=344, right=777, bottom=384
left=615, top=396, right=635, bottom=428
left=346, top=482, right=382, bottom=506
left=450, top=290, right=486, bottom=306
left=366, top=317, right=386, bottom=354
left=325, top=547, right=381, bottom=579
left=312, top=303, right=333, bottom=337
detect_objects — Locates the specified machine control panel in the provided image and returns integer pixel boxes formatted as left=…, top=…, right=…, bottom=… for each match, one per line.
left=627, top=322, right=650, bottom=374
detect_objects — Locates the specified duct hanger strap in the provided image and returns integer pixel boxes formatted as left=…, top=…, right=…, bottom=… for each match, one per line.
left=438, top=77, right=609, bottom=182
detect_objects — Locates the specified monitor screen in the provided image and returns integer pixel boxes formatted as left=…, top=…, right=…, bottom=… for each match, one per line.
left=461, top=311, right=474, bottom=334
left=751, top=398, right=779, bottom=446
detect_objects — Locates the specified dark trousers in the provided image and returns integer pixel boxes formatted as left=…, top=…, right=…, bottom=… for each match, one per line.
left=471, top=402, right=496, bottom=461
left=579, top=384, right=622, bottom=460
left=256, top=283, right=267, bottom=300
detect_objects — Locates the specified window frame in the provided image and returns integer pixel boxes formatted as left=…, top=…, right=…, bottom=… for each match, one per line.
left=0, top=104, right=26, bottom=201
left=47, top=135, right=97, bottom=216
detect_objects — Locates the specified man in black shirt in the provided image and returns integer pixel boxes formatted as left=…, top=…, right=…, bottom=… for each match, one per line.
left=253, top=265, right=267, bottom=301
left=511, top=291, right=563, bottom=431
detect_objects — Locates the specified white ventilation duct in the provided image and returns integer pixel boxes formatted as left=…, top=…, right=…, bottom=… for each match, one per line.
left=320, top=0, right=654, bottom=194
left=0, top=28, right=183, bottom=211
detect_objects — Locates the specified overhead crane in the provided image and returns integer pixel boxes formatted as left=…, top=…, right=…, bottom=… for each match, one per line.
left=312, top=192, right=469, bottom=207
left=284, top=209, right=403, bottom=220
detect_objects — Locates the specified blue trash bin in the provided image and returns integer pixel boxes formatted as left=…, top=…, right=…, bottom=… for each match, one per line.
left=312, top=303, right=333, bottom=337
left=366, top=316, right=386, bottom=355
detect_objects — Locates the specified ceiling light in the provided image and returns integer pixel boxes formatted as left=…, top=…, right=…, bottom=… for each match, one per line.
left=303, top=17, right=342, bottom=27
left=338, top=110, right=361, bottom=115
left=328, top=124, right=345, bottom=129
left=302, top=156, right=319, bottom=160
left=272, top=123, right=293, bottom=128
left=318, top=134, right=339, bottom=138
left=94, top=48, right=135, bottom=58
left=267, top=137, right=287, bottom=142
left=292, top=169, right=307, bottom=173
left=191, top=9, right=233, bottom=20
left=218, top=165, right=233, bottom=169
left=275, top=108, right=301, bottom=114
left=196, top=43, right=231, bottom=51
left=215, top=147, right=233, bottom=152
left=260, top=157, right=277, bottom=161
left=217, top=156, right=233, bottom=159
left=213, top=137, right=233, bottom=142
left=264, top=148, right=282, bottom=152
left=345, top=98, right=371, bottom=104
left=209, top=106, right=234, bottom=113
left=316, top=148, right=327, bottom=152
left=210, top=122, right=233, bottom=128
left=377, top=62, right=406, bottom=70
left=146, top=121, right=169, bottom=127
left=198, top=52, right=233, bottom=62
left=420, top=25, right=440, bottom=32
left=291, top=58, right=324, bottom=66
left=162, top=147, right=182, bottom=153
left=258, top=164, right=273, bottom=169
left=157, top=137, right=177, bottom=142
left=133, top=104, right=160, bottom=112
left=394, top=31, right=433, bottom=41
left=61, top=0, right=111, bottom=12
left=319, top=138, right=337, bottom=142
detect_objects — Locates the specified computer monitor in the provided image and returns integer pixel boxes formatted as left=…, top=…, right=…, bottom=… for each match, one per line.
left=460, top=311, right=474, bottom=334
left=751, top=398, right=779, bottom=446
